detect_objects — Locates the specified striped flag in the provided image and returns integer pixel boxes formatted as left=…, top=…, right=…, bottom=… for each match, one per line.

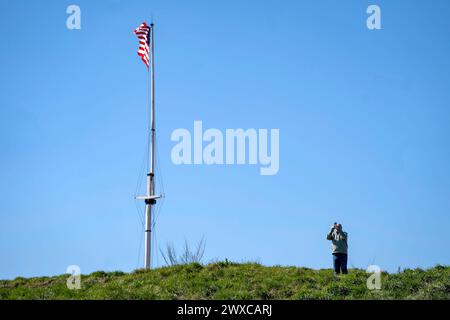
left=134, top=22, right=151, bottom=67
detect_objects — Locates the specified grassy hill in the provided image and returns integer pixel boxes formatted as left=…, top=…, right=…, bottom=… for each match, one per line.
left=1, top=262, right=449, bottom=300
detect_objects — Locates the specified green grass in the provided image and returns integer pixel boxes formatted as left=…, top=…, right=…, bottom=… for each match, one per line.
left=1, top=262, right=449, bottom=300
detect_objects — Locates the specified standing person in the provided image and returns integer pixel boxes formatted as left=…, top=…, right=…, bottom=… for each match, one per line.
left=326, top=223, right=348, bottom=274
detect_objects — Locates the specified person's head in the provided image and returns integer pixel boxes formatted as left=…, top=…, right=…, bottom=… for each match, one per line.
left=336, top=223, right=343, bottom=231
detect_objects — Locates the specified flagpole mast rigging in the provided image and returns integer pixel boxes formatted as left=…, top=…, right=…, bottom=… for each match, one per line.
left=134, top=21, right=162, bottom=269
left=144, top=22, right=156, bottom=269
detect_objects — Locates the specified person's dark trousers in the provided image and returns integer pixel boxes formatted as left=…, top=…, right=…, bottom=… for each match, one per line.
left=332, top=253, right=348, bottom=274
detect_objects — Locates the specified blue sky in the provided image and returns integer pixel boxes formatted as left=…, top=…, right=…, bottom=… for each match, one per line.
left=1, top=0, right=449, bottom=279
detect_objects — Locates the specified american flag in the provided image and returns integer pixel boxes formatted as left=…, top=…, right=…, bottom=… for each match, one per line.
left=134, top=22, right=151, bottom=68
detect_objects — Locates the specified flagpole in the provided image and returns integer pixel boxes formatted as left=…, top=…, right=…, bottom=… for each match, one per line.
left=144, top=22, right=156, bottom=269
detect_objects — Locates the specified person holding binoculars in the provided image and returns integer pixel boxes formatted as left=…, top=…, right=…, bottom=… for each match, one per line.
left=327, top=222, right=349, bottom=275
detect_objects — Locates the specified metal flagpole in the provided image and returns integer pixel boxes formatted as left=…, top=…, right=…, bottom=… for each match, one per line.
left=144, top=22, right=156, bottom=269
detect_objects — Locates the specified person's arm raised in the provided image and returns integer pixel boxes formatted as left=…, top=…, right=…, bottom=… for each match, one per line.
left=326, top=227, right=335, bottom=240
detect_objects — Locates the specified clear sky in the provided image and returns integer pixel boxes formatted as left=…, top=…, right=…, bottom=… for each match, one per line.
left=1, top=0, right=449, bottom=279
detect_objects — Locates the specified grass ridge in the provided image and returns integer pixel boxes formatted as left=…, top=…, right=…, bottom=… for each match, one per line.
left=1, top=262, right=449, bottom=300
